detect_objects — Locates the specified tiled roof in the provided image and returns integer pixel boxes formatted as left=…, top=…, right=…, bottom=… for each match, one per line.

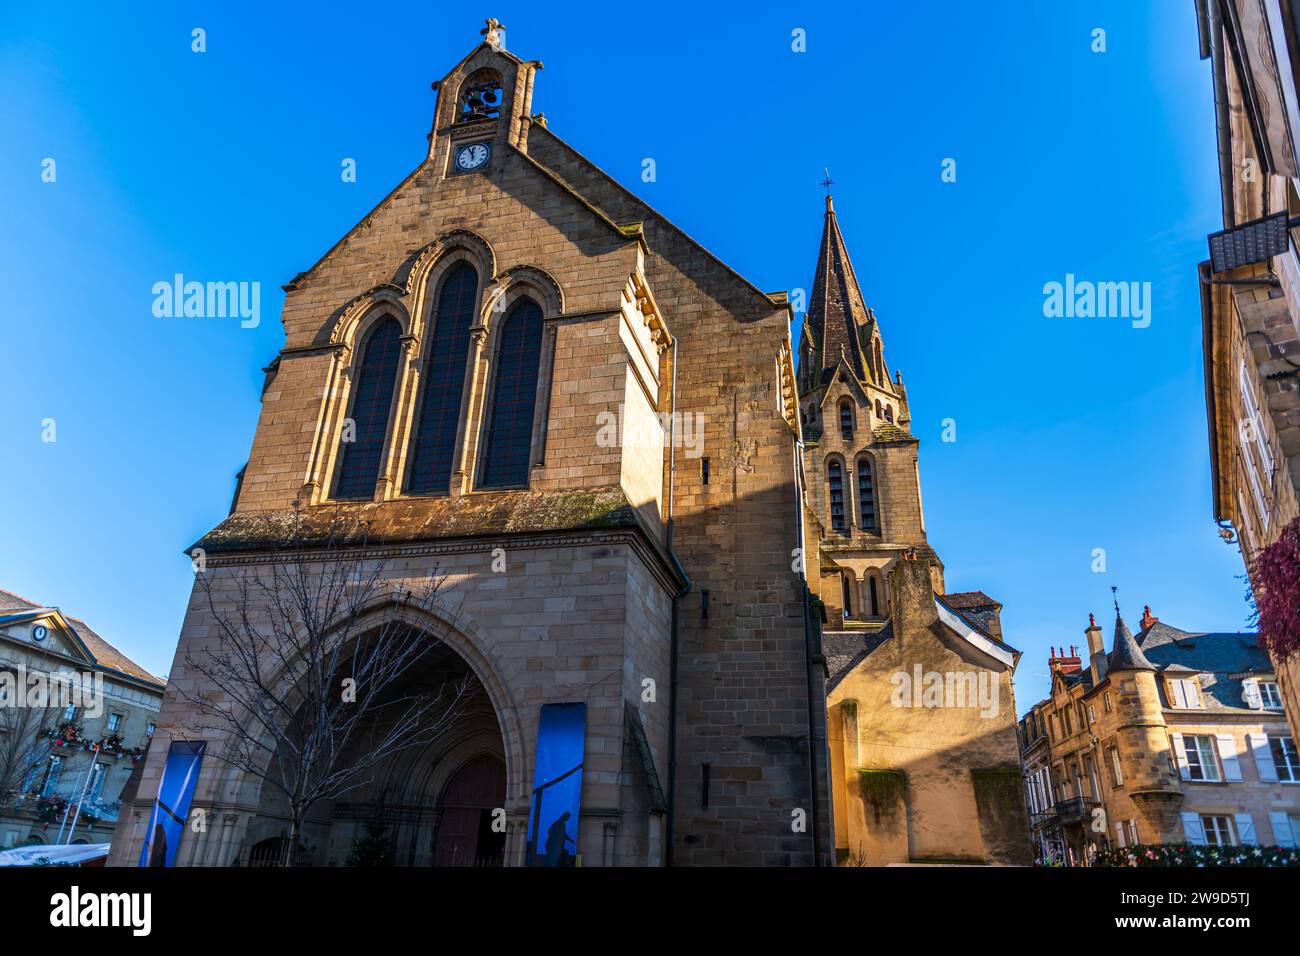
left=1137, top=620, right=1271, bottom=714
left=0, top=587, right=163, bottom=687
left=824, top=622, right=894, bottom=692
left=942, top=591, right=1001, bottom=609
left=871, top=425, right=914, bottom=444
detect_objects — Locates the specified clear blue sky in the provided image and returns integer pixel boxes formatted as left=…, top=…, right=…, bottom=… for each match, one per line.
left=0, top=3, right=1248, bottom=712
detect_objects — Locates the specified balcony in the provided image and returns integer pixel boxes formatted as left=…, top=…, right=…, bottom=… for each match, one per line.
left=1053, top=795, right=1099, bottom=826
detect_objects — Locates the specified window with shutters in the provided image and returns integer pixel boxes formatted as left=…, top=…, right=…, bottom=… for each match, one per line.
left=1260, top=681, right=1283, bottom=709
left=1167, top=677, right=1202, bottom=709
left=1108, top=746, right=1123, bottom=786
left=1239, top=359, right=1276, bottom=482
left=856, top=455, right=877, bottom=532
left=1126, top=820, right=1139, bottom=846
left=480, top=297, right=545, bottom=489
left=1103, top=692, right=1112, bottom=713
left=406, top=262, right=478, bottom=495
left=1201, top=815, right=1236, bottom=847
left=1184, top=735, right=1221, bottom=782
left=333, top=316, right=402, bottom=500
left=1272, top=736, right=1300, bottom=782
left=827, top=459, right=847, bottom=532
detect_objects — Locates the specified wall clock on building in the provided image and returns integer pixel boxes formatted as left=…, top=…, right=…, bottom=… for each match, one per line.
left=454, top=141, right=491, bottom=172
left=32, top=624, right=47, bottom=642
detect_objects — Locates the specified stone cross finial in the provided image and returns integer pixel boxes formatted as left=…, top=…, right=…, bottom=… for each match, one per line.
left=482, top=18, right=505, bottom=49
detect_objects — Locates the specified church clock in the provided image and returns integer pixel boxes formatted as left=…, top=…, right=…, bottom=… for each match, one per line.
left=454, top=141, right=491, bottom=172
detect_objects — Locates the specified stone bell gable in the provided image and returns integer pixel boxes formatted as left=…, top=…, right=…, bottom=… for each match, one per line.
left=113, top=20, right=830, bottom=868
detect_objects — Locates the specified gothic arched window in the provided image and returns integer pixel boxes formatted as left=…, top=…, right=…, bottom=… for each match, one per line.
left=827, top=459, right=847, bottom=533
left=406, top=263, right=479, bottom=495
left=333, top=316, right=402, bottom=500
left=857, top=455, right=878, bottom=532
left=480, top=297, right=545, bottom=489
left=839, top=400, right=854, bottom=441
left=885, top=404, right=895, bottom=424
left=875, top=399, right=883, bottom=420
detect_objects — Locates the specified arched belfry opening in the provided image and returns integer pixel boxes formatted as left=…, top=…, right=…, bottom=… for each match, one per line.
left=458, top=68, right=504, bottom=123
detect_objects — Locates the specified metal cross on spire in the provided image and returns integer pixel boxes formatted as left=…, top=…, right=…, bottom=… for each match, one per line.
left=1111, top=585, right=1121, bottom=615
left=821, top=168, right=835, bottom=194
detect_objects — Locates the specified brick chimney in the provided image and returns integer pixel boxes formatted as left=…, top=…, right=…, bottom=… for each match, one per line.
left=1049, top=644, right=1082, bottom=675
left=1085, top=612, right=1108, bottom=685
left=1140, top=605, right=1158, bottom=631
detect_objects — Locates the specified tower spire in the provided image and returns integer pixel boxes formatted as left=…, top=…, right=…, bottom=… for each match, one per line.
left=805, top=192, right=875, bottom=390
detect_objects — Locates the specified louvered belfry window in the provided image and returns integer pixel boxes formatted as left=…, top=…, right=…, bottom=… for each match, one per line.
left=828, top=460, right=847, bottom=532
left=839, top=400, right=854, bottom=441
left=480, top=297, right=544, bottom=488
left=333, top=317, right=402, bottom=500
left=857, top=457, right=877, bottom=532
left=406, top=263, right=478, bottom=494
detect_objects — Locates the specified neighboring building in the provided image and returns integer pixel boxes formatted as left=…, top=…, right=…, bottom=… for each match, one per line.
left=799, top=196, right=1030, bottom=865
left=1194, top=0, right=1300, bottom=738
left=0, top=588, right=164, bottom=849
left=109, top=21, right=833, bottom=868
left=1018, top=605, right=1300, bottom=865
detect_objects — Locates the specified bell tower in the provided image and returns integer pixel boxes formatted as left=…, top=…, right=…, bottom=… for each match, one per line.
left=798, top=194, right=941, bottom=627
left=427, top=18, right=543, bottom=176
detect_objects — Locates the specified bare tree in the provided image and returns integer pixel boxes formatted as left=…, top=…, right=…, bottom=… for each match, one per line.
left=0, top=695, right=59, bottom=811
left=175, top=516, right=471, bottom=866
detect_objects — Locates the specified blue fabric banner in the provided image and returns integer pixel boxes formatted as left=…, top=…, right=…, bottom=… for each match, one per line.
left=138, top=740, right=206, bottom=867
left=525, top=703, right=585, bottom=866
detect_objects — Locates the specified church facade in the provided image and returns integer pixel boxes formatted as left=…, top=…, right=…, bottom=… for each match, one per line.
left=107, top=21, right=1026, bottom=867
left=109, top=22, right=829, bottom=868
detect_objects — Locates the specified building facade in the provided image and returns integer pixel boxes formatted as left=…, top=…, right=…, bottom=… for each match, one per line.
left=0, top=588, right=164, bottom=850
left=108, top=21, right=832, bottom=868
left=1195, top=0, right=1300, bottom=739
left=798, top=196, right=1030, bottom=865
left=1019, top=605, right=1300, bottom=865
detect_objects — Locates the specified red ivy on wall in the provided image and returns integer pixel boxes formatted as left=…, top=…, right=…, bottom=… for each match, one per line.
left=1251, top=517, right=1300, bottom=659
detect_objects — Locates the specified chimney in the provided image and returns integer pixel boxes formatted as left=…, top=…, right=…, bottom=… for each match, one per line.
left=888, top=555, right=939, bottom=654
left=1086, top=612, right=1107, bottom=685
left=1048, top=644, right=1082, bottom=675
left=1140, top=605, right=1158, bottom=631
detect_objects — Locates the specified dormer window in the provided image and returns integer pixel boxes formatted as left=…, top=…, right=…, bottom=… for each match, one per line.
left=1260, top=681, right=1282, bottom=709
left=459, top=70, right=503, bottom=122
left=1168, top=677, right=1202, bottom=709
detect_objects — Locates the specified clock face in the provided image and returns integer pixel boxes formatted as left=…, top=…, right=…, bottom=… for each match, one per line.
left=455, top=142, right=490, bottom=171
left=32, top=625, right=47, bottom=642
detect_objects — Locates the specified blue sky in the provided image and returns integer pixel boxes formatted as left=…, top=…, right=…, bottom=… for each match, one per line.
left=0, top=3, right=1247, bottom=711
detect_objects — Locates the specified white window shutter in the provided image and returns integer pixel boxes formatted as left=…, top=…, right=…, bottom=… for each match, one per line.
left=1181, top=812, right=1206, bottom=846
left=1115, top=822, right=1126, bottom=847
left=1242, top=678, right=1262, bottom=709
left=1171, top=733, right=1190, bottom=779
left=1250, top=733, right=1278, bottom=782
left=1270, top=812, right=1296, bottom=848
left=1187, top=680, right=1202, bottom=709
left=1217, top=733, right=1243, bottom=782
left=1235, top=813, right=1257, bottom=845
left=1170, top=680, right=1187, bottom=709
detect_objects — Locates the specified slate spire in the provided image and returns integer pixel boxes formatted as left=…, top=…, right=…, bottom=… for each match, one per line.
left=807, top=194, right=873, bottom=387
left=1108, top=609, right=1156, bottom=672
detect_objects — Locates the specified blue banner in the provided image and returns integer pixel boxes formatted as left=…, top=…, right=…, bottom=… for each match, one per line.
left=525, top=703, right=585, bottom=866
left=138, top=740, right=206, bottom=867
